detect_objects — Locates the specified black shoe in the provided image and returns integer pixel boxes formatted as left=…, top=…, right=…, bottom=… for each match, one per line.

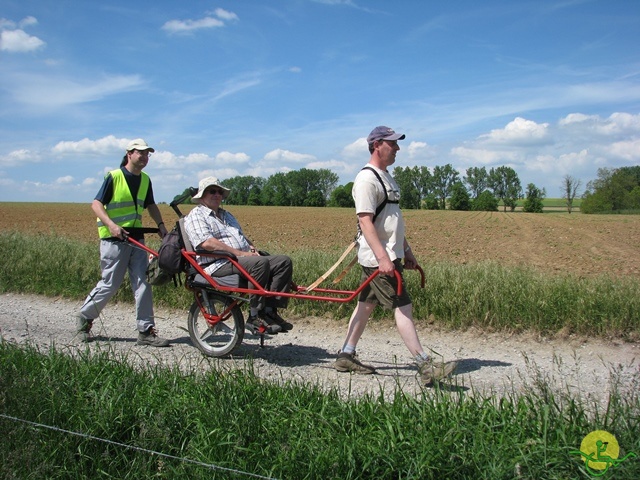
left=260, top=310, right=293, bottom=332
left=246, top=315, right=281, bottom=335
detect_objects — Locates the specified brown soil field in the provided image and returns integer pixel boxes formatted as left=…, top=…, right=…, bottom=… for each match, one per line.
left=1, top=202, right=639, bottom=278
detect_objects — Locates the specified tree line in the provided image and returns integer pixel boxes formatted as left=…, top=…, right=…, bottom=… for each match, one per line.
left=580, top=166, right=640, bottom=213
left=227, top=165, right=545, bottom=213
left=172, top=164, right=640, bottom=214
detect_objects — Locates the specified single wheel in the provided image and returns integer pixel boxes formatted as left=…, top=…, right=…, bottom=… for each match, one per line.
left=187, top=291, right=244, bottom=357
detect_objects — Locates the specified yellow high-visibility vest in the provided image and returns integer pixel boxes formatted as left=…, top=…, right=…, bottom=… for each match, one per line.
left=97, top=169, right=150, bottom=238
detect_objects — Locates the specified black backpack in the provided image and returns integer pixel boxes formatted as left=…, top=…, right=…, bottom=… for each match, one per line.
left=158, top=222, right=186, bottom=275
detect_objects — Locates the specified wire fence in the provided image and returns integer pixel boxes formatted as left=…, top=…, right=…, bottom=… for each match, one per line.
left=0, top=413, right=278, bottom=480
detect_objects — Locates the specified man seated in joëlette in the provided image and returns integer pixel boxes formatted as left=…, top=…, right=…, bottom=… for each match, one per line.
left=183, top=176, right=294, bottom=335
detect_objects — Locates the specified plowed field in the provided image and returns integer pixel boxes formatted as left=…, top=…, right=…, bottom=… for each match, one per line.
left=1, top=203, right=639, bottom=278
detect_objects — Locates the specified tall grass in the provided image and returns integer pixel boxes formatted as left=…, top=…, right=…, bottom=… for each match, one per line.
left=1, top=231, right=639, bottom=337
left=1, top=341, right=638, bottom=479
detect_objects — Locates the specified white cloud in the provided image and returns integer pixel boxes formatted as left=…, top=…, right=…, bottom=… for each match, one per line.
left=19, top=16, right=38, bottom=28
left=556, top=150, right=590, bottom=169
left=213, top=8, right=239, bottom=22
left=0, top=29, right=45, bottom=52
left=606, top=139, right=640, bottom=162
left=558, top=113, right=598, bottom=126
left=195, top=168, right=240, bottom=182
left=82, top=177, right=98, bottom=187
left=215, top=151, right=250, bottom=164
left=162, top=9, right=238, bottom=34
left=11, top=74, right=145, bottom=108
left=52, top=135, right=124, bottom=155
left=598, top=112, right=640, bottom=135
left=263, top=149, right=316, bottom=163
left=406, top=141, right=436, bottom=160
left=150, top=151, right=250, bottom=170
left=558, top=112, right=640, bottom=139
left=450, top=146, right=517, bottom=165
left=342, top=138, right=368, bottom=159
left=162, top=17, right=224, bottom=33
left=55, top=175, right=74, bottom=185
left=0, top=149, right=40, bottom=167
left=213, top=77, right=262, bottom=102
left=307, top=159, right=351, bottom=172
left=479, top=117, right=551, bottom=145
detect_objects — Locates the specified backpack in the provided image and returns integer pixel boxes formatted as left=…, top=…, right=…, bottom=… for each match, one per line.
left=146, top=254, right=172, bottom=286
left=158, top=222, right=186, bottom=275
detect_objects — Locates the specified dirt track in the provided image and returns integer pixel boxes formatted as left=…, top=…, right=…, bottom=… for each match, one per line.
left=1, top=292, right=638, bottom=406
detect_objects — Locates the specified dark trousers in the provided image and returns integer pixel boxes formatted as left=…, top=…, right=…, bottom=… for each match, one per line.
left=215, top=254, right=293, bottom=310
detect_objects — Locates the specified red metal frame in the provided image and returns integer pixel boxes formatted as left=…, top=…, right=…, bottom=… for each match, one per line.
left=128, top=236, right=424, bottom=304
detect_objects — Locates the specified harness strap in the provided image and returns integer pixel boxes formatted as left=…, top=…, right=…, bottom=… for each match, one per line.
left=304, top=240, right=357, bottom=293
left=362, top=166, right=398, bottom=224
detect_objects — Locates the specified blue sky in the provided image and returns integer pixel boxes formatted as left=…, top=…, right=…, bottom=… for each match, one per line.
left=1, top=0, right=639, bottom=203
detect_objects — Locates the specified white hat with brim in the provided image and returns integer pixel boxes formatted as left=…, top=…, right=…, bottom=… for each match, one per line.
left=192, top=176, right=231, bottom=200
left=126, top=138, right=155, bottom=152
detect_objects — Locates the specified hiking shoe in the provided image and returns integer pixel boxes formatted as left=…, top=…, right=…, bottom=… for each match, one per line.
left=76, top=315, right=93, bottom=343
left=246, top=315, right=281, bottom=335
left=418, top=359, right=458, bottom=386
left=259, top=310, right=293, bottom=332
left=333, top=351, right=376, bottom=374
left=137, top=327, right=170, bottom=347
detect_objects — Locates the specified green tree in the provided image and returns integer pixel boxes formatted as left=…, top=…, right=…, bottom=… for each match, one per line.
left=412, top=166, right=433, bottom=208
left=314, top=169, right=340, bottom=202
left=522, top=183, right=546, bottom=213
left=423, top=193, right=440, bottom=210
left=223, top=176, right=265, bottom=205
left=472, top=190, right=498, bottom=211
left=172, top=187, right=196, bottom=205
left=489, top=166, right=522, bottom=212
left=449, top=182, right=471, bottom=211
left=581, top=166, right=640, bottom=213
left=432, top=164, right=459, bottom=209
left=261, top=172, right=291, bottom=206
left=303, top=190, right=325, bottom=207
left=626, top=185, right=640, bottom=210
left=286, top=168, right=338, bottom=206
left=247, top=185, right=262, bottom=206
left=464, top=167, right=489, bottom=199
left=393, top=166, right=421, bottom=209
left=328, top=182, right=355, bottom=208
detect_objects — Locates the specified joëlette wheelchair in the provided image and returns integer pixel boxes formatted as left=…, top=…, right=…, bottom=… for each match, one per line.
left=127, top=187, right=424, bottom=358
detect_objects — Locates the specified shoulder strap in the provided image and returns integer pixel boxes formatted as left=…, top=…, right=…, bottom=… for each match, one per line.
left=361, top=166, right=388, bottom=223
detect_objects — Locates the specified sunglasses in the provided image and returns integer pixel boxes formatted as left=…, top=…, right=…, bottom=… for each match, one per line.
left=205, top=188, right=225, bottom=196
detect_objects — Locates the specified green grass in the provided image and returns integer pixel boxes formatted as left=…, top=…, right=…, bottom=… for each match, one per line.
left=1, top=341, right=638, bottom=479
left=2, top=231, right=637, bottom=338
left=1, top=233, right=639, bottom=478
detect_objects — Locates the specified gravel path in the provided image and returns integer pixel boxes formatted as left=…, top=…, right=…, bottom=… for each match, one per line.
left=1, top=292, right=638, bottom=405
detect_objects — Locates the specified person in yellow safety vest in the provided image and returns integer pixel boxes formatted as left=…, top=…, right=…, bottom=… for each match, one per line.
left=76, top=138, right=170, bottom=347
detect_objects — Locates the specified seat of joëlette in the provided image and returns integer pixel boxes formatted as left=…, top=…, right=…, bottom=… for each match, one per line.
left=179, top=218, right=248, bottom=289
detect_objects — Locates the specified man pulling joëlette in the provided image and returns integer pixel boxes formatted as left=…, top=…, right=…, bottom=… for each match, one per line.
left=333, top=126, right=458, bottom=385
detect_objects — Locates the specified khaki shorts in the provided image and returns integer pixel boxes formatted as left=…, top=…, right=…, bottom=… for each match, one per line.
left=358, top=259, right=412, bottom=309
